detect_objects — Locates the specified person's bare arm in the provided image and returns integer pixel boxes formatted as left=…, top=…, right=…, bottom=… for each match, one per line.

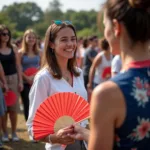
left=13, top=47, right=23, bottom=91
left=0, top=63, right=8, bottom=91
left=88, top=54, right=101, bottom=89
left=88, top=81, right=126, bottom=150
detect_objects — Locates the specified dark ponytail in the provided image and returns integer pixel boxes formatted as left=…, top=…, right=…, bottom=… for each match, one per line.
left=104, top=0, right=150, bottom=42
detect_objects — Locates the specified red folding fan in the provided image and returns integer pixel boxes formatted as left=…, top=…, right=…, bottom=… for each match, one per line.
left=33, top=92, right=90, bottom=140
left=4, top=90, right=17, bottom=106
left=102, top=66, right=111, bottom=79
left=24, top=67, right=38, bottom=76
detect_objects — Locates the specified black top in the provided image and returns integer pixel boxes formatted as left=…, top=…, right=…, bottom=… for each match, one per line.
left=0, top=49, right=17, bottom=75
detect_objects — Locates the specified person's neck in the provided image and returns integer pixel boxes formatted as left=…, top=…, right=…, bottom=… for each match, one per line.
left=27, top=46, right=33, bottom=52
left=0, top=43, right=7, bottom=49
left=104, top=50, right=110, bottom=55
left=57, top=58, right=69, bottom=73
left=121, top=42, right=150, bottom=69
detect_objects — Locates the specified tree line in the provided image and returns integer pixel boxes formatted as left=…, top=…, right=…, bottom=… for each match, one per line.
left=0, top=0, right=104, bottom=39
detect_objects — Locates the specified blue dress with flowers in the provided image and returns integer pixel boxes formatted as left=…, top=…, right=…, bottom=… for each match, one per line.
left=111, top=60, right=150, bottom=150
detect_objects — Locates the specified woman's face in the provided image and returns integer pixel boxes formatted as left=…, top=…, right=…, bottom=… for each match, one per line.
left=0, top=29, right=10, bottom=43
left=52, top=27, right=77, bottom=60
left=25, top=33, right=36, bottom=47
left=103, top=11, right=120, bottom=55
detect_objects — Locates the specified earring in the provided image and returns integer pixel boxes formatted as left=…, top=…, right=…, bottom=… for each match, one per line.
left=52, top=48, right=54, bottom=53
left=50, top=48, right=54, bottom=54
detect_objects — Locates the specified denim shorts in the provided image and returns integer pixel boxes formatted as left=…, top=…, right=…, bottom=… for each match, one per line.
left=0, top=87, right=6, bottom=116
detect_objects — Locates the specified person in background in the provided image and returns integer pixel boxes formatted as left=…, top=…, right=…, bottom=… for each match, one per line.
left=111, top=55, right=122, bottom=77
left=87, top=38, right=112, bottom=91
left=15, top=37, right=22, bottom=50
left=82, top=35, right=98, bottom=89
left=76, top=37, right=83, bottom=68
left=0, top=24, right=23, bottom=142
left=26, top=20, right=88, bottom=150
left=18, top=29, right=42, bottom=122
left=0, top=62, right=8, bottom=149
left=79, top=37, right=89, bottom=69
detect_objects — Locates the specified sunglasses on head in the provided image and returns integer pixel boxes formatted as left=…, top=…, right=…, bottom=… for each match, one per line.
left=52, top=20, right=72, bottom=25
left=1, top=33, right=9, bottom=36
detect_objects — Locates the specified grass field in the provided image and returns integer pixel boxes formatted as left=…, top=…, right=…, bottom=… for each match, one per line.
left=2, top=111, right=45, bottom=150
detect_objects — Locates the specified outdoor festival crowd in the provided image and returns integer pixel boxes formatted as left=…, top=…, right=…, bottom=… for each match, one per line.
left=0, top=0, right=150, bottom=150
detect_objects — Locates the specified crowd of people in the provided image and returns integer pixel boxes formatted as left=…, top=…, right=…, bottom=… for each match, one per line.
left=0, top=0, right=150, bottom=149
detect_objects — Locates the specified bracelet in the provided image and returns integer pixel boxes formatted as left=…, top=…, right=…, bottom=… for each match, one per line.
left=48, top=134, right=52, bottom=144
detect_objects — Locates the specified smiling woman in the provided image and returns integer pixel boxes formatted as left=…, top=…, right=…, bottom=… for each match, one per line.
left=26, top=21, right=88, bottom=150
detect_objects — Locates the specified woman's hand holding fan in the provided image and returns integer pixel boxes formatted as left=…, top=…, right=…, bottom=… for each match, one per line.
left=4, top=90, right=17, bottom=106
left=24, top=67, right=38, bottom=85
left=24, top=67, right=38, bottom=77
left=50, top=126, right=75, bottom=145
left=26, top=76, right=34, bottom=85
left=33, top=92, right=90, bottom=141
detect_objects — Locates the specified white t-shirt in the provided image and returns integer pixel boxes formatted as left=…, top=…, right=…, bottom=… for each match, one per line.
left=111, top=55, right=122, bottom=74
left=94, top=51, right=113, bottom=84
left=26, top=67, right=88, bottom=150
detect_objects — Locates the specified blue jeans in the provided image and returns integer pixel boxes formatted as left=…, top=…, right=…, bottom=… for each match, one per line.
left=0, top=87, right=6, bottom=116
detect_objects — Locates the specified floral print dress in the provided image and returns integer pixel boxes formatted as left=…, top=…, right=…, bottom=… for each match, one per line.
left=111, top=60, right=150, bottom=150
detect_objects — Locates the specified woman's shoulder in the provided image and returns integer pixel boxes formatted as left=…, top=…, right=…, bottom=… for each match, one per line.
left=34, top=68, right=52, bottom=81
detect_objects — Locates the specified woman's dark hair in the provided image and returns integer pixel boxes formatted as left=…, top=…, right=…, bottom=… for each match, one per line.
left=0, top=24, right=13, bottom=48
left=100, top=38, right=109, bottom=50
left=104, top=0, right=150, bottom=42
left=42, top=22, right=80, bottom=79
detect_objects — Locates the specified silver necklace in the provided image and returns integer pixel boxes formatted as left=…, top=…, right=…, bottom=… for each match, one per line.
left=62, top=71, right=70, bottom=82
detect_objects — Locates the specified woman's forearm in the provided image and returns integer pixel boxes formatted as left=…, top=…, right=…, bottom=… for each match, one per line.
left=16, top=65, right=23, bottom=83
left=82, top=128, right=90, bottom=142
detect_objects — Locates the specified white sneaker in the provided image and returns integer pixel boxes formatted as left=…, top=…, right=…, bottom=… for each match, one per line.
left=2, top=134, right=9, bottom=142
left=12, top=133, right=19, bottom=142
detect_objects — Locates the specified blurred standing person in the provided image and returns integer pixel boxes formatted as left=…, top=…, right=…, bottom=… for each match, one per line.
left=79, top=37, right=89, bottom=69
left=83, top=36, right=98, bottom=89
left=89, top=0, right=150, bottom=149
left=15, top=37, right=22, bottom=50
left=0, top=24, right=23, bottom=142
left=76, top=37, right=83, bottom=68
left=88, top=38, right=112, bottom=91
left=18, top=29, right=42, bottom=122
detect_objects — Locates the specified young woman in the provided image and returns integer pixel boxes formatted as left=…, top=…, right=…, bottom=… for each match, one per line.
left=0, top=24, right=23, bottom=142
left=87, top=38, right=112, bottom=90
left=26, top=21, right=88, bottom=150
left=19, top=29, right=42, bottom=121
left=89, top=0, right=150, bottom=149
